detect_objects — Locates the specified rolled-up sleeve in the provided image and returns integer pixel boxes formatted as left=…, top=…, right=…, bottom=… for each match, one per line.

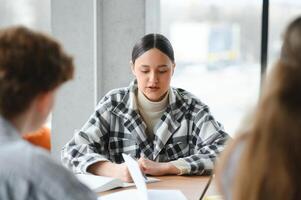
left=177, top=107, right=230, bottom=175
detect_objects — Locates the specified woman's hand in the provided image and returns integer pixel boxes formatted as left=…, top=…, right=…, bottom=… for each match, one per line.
left=138, top=156, right=180, bottom=176
left=88, top=161, right=132, bottom=182
left=112, top=163, right=133, bottom=182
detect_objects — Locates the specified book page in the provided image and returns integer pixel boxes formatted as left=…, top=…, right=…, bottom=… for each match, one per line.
left=121, top=154, right=187, bottom=200
left=76, top=174, right=159, bottom=193
left=76, top=174, right=124, bottom=192
left=101, top=189, right=187, bottom=200
left=148, top=189, right=187, bottom=200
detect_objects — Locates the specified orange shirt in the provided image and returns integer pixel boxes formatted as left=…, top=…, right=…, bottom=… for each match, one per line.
left=23, top=126, right=51, bottom=151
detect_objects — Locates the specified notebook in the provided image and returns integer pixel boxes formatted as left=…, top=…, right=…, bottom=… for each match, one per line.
left=76, top=171, right=159, bottom=193
left=101, top=154, right=187, bottom=200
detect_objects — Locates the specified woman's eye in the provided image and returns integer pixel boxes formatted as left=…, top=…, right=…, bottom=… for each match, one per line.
left=141, top=71, right=149, bottom=73
left=159, top=70, right=167, bottom=74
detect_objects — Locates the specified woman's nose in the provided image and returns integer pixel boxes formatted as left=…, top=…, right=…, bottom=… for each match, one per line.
left=149, top=72, right=159, bottom=83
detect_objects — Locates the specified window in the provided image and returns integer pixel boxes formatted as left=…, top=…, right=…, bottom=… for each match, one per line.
left=268, top=0, right=301, bottom=68
left=161, top=0, right=301, bottom=136
left=161, top=0, right=261, bottom=135
left=0, top=0, right=50, bottom=32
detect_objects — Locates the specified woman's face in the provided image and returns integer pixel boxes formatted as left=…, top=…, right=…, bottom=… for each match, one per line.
left=131, top=48, right=175, bottom=102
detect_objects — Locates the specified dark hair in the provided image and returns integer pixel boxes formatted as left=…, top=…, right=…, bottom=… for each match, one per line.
left=0, top=26, right=74, bottom=119
left=131, top=33, right=175, bottom=64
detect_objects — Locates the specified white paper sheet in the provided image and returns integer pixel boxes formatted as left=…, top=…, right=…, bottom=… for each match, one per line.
left=101, top=189, right=187, bottom=200
left=98, top=154, right=187, bottom=200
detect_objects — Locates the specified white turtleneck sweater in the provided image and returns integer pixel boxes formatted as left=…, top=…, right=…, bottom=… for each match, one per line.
left=137, top=89, right=169, bottom=139
left=137, top=89, right=190, bottom=175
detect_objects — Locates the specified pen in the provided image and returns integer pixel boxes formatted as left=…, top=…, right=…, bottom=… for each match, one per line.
left=199, top=174, right=213, bottom=200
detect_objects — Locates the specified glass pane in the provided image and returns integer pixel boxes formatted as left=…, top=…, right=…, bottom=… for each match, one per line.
left=0, top=0, right=50, bottom=32
left=160, top=0, right=262, bottom=136
left=268, top=0, right=301, bottom=69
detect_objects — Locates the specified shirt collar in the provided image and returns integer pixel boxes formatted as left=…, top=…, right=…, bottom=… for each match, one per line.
left=113, top=79, right=189, bottom=122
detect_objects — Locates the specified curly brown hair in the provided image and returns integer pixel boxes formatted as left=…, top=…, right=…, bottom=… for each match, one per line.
left=0, top=26, right=74, bottom=119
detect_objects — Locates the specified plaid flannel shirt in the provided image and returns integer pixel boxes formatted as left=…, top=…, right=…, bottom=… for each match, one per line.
left=61, top=80, right=229, bottom=175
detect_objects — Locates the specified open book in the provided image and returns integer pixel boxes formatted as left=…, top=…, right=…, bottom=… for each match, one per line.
left=76, top=171, right=159, bottom=193
left=101, top=154, right=187, bottom=200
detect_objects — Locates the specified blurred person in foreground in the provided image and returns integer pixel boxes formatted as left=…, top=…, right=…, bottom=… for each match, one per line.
left=216, top=16, right=301, bottom=200
left=0, top=26, right=97, bottom=200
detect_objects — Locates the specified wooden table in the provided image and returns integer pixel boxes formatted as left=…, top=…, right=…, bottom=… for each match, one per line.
left=100, top=175, right=219, bottom=200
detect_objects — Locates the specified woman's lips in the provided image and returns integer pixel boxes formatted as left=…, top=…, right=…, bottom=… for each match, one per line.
left=147, top=86, right=160, bottom=91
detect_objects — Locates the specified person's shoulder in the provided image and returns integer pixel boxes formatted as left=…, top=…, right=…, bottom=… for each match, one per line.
left=172, top=87, right=206, bottom=107
left=0, top=168, right=96, bottom=200
left=97, top=86, right=130, bottom=107
left=104, top=86, right=129, bottom=98
left=1, top=141, right=69, bottom=183
left=35, top=155, right=97, bottom=200
left=228, top=134, right=248, bottom=163
left=219, top=135, right=247, bottom=197
left=0, top=142, right=97, bottom=200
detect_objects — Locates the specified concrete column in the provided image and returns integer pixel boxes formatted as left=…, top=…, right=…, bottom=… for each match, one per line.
left=98, top=0, right=145, bottom=98
left=99, top=0, right=160, bottom=97
left=51, top=0, right=98, bottom=160
left=145, top=0, right=161, bottom=34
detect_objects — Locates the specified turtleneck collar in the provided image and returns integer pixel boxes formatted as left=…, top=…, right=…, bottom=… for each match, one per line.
left=137, top=89, right=169, bottom=112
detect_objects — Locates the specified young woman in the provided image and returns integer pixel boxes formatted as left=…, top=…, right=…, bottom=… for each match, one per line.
left=216, top=16, right=301, bottom=200
left=62, top=33, right=229, bottom=182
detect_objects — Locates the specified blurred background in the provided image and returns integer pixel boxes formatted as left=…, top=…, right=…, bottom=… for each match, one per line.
left=0, top=0, right=301, bottom=136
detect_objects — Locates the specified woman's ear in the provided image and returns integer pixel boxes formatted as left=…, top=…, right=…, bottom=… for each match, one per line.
left=172, top=63, right=176, bottom=75
left=130, top=60, right=136, bottom=76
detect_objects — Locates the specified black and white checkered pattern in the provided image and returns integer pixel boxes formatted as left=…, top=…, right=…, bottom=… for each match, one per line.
left=61, top=80, right=230, bottom=175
